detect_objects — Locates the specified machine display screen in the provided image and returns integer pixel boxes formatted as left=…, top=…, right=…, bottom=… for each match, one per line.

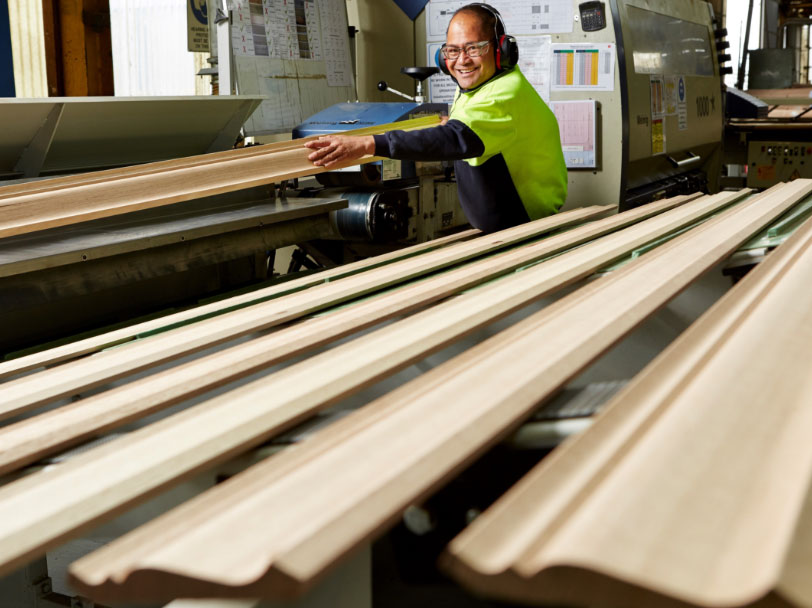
left=626, top=6, right=714, bottom=77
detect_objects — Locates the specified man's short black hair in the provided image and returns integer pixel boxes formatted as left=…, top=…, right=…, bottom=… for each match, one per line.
left=449, top=4, right=498, bottom=38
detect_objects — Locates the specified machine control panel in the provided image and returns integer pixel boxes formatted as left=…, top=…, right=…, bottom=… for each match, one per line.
left=747, top=140, right=812, bottom=188
left=579, top=1, right=607, bottom=31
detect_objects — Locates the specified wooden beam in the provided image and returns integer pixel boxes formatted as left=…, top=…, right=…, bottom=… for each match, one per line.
left=442, top=186, right=812, bottom=608
left=58, top=0, right=87, bottom=96
left=62, top=180, right=812, bottom=604
left=0, top=220, right=479, bottom=381
left=0, top=188, right=754, bottom=581
left=0, top=117, right=439, bottom=202
left=0, top=116, right=439, bottom=239
left=41, top=0, right=63, bottom=96
left=0, top=204, right=614, bottom=420
left=0, top=196, right=694, bottom=476
left=81, top=0, right=113, bottom=96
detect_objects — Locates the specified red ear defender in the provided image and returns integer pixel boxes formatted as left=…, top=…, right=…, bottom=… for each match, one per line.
left=496, top=34, right=504, bottom=70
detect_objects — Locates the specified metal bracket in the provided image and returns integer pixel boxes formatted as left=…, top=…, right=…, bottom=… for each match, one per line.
left=666, top=151, right=701, bottom=168
left=14, top=103, right=64, bottom=178
left=206, top=101, right=254, bottom=152
left=34, top=575, right=53, bottom=597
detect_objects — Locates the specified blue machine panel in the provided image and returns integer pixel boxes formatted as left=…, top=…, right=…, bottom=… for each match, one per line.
left=292, top=102, right=418, bottom=138
left=0, top=1, right=15, bottom=97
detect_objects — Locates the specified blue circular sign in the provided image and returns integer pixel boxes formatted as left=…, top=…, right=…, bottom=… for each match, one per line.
left=191, top=0, right=207, bottom=25
left=678, top=78, right=686, bottom=102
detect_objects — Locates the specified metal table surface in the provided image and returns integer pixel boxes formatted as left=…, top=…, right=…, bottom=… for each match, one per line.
left=0, top=192, right=347, bottom=278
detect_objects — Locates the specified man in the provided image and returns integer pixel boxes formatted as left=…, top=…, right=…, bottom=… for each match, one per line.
left=305, top=3, right=567, bottom=233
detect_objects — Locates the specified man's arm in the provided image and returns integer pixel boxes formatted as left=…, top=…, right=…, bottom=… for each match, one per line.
left=305, top=120, right=484, bottom=168
left=372, top=120, right=484, bottom=161
left=305, top=135, right=376, bottom=167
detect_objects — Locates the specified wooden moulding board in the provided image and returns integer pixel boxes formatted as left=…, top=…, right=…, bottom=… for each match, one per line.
left=442, top=183, right=812, bottom=608
left=0, top=204, right=617, bottom=421
left=0, top=115, right=439, bottom=240
left=0, top=221, right=480, bottom=379
left=0, top=116, right=438, bottom=203
left=0, top=196, right=699, bottom=476
left=0, top=96, right=264, bottom=176
left=0, top=188, right=758, bottom=588
left=57, top=180, right=812, bottom=603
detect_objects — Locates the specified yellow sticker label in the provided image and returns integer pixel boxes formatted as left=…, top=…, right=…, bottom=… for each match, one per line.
left=651, top=118, right=665, bottom=155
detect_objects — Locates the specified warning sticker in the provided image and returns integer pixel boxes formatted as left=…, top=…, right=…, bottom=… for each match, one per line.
left=652, top=118, right=665, bottom=155
left=757, top=165, right=776, bottom=181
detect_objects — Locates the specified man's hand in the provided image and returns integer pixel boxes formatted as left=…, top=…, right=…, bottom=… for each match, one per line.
left=304, top=135, right=376, bottom=167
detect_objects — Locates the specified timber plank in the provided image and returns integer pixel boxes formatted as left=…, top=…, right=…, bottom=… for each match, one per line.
left=441, top=189, right=812, bottom=608
left=0, top=224, right=481, bottom=380
left=0, top=187, right=759, bottom=580
left=0, top=195, right=698, bottom=475
left=0, top=116, right=439, bottom=201
left=0, top=117, right=440, bottom=239
left=59, top=180, right=812, bottom=604
left=0, top=204, right=616, bottom=420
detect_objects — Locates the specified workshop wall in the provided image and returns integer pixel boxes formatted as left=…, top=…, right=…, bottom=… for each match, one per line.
left=7, top=0, right=47, bottom=97
left=346, top=0, right=416, bottom=102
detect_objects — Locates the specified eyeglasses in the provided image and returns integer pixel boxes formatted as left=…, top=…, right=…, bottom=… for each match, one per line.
left=441, top=40, right=491, bottom=60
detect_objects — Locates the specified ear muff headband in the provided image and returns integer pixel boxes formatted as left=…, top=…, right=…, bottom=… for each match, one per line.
left=464, top=3, right=519, bottom=71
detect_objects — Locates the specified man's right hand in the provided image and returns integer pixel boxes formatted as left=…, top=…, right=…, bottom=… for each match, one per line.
left=304, top=135, right=376, bottom=168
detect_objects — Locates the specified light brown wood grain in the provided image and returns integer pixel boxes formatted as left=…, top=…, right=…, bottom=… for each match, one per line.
left=0, top=187, right=761, bottom=581
left=0, top=205, right=614, bottom=420
left=0, top=196, right=695, bottom=475
left=442, top=184, right=812, bottom=608
left=0, top=225, right=480, bottom=381
left=0, top=116, right=439, bottom=238
left=62, top=180, right=812, bottom=604
left=0, top=117, right=438, bottom=202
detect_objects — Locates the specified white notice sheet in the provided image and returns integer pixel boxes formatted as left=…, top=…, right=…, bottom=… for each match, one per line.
left=426, top=0, right=573, bottom=41
left=318, top=0, right=352, bottom=86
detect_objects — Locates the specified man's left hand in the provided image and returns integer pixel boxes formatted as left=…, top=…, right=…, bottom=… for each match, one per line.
left=304, top=135, right=375, bottom=167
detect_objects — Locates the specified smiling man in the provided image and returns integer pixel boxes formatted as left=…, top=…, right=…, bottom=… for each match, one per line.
left=305, top=3, right=567, bottom=233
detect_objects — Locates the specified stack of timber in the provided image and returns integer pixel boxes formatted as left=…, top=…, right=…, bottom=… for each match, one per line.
left=0, top=181, right=809, bottom=607
left=443, top=184, right=812, bottom=608
left=0, top=115, right=439, bottom=239
left=55, top=180, right=810, bottom=605
left=0, top=203, right=619, bottom=426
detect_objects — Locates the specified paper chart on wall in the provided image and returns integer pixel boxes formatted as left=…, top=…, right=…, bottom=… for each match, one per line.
left=318, top=0, right=352, bottom=86
left=229, top=0, right=350, bottom=87
left=426, top=0, right=573, bottom=41
left=550, top=43, right=615, bottom=91
left=551, top=99, right=596, bottom=168
left=229, top=0, right=355, bottom=134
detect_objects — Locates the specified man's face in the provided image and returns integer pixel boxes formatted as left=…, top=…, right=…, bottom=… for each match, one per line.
left=446, top=13, right=496, bottom=89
